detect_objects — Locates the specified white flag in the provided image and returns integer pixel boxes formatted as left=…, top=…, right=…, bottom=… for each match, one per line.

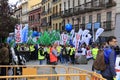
left=81, top=30, right=90, bottom=43
left=95, top=28, right=104, bottom=41
left=84, top=34, right=92, bottom=46
left=70, top=29, right=75, bottom=39
left=78, top=28, right=83, bottom=35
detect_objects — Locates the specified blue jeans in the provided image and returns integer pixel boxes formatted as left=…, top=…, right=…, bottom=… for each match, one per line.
left=39, top=60, right=44, bottom=65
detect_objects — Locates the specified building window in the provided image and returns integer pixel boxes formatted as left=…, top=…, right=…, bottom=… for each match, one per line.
left=56, top=23, right=58, bottom=30
left=68, top=0, right=70, bottom=8
left=67, top=19, right=69, bottom=23
left=97, top=13, right=101, bottom=22
left=59, top=4, right=61, bottom=12
left=64, top=2, right=66, bottom=10
left=48, top=3, right=50, bottom=13
left=107, top=11, right=112, bottom=21
left=72, top=18, right=74, bottom=26
left=78, top=0, right=80, bottom=6
left=89, top=15, right=92, bottom=23
left=56, top=5, right=58, bottom=13
left=59, top=23, right=61, bottom=31
left=73, top=0, right=74, bottom=8
left=82, top=16, right=85, bottom=24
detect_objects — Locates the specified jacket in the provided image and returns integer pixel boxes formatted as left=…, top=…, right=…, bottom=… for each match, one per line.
left=49, top=48, right=58, bottom=62
left=101, top=46, right=116, bottom=77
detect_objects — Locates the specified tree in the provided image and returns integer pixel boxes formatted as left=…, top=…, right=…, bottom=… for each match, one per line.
left=0, top=0, right=18, bottom=39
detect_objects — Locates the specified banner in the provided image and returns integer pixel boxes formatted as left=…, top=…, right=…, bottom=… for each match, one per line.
left=95, top=28, right=104, bottom=41
left=15, top=24, right=22, bottom=43
left=115, top=57, right=120, bottom=80
left=22, top=24, right=28, bottom=43
left=74, top=33, right=81, bottom=49
left=61, top=33, right=68, bottom=45
left=70, top=29, right=75, bottom=39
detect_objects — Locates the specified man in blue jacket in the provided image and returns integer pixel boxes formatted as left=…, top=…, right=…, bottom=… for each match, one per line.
left=101, top=36, right=117, bottom=80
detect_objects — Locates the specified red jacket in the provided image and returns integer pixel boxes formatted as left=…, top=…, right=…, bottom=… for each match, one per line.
left=49, top=48, right=58, bottom=62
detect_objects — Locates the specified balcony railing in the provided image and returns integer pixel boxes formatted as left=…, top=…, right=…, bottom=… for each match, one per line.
left=42, top=11, right=47, bottom=16
left=47, top=8, right=52, bottom=14
left=103, top=21, right=112, bottom=31
left=47, top=22, right=51, bottom=26
left=52, top=12, right=61, bottom=19
left=52, top=0, right=60, bottom=3
left=41, top=0, right=48, bottom=4
left=61, top=0, right=116, bottom=18
left=41, top=17, right=47, bottom=27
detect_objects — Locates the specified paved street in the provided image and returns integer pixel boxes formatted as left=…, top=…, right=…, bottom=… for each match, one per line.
left=26, top=59, right=93, bottom=72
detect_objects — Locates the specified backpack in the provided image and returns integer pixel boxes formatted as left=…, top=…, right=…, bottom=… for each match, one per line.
left=93, top=48, right=111, bottom=71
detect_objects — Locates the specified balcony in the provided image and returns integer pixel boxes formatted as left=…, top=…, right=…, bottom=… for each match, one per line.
left=85, top=2, right=93, bottom=12
left=41, top=17, right=47, bottom=27
left=103, top=0, right=116, bottom=8
left=60, top=9, right=69, bottom=17
left=52, top=0, right=61, bottom=4
left=52, top=12, right=61, bottom=19
left=47, top=22, right=51, bottom=26
left=41, top=0, right=48, bottom=4
left=92, top=0, right=103, bottom=10
left=47, top=8, right=52, bottom=14
left=103, top=21, right=112, bottom=31
left=73, top=7, right=79, bottom=15
left=41, top=11, right=47, bottom=16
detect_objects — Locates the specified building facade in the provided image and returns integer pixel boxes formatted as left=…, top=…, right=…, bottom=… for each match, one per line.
left=52, top=0, right=62, bottom=31
left=41, top=0, right=52, bottom=31
left=29, top=3, right=42, bottom=31
left=61, top=0, right=117, bottom=42
left=21, top=0, right=29, bottom=24
left=14, top=5, right=22, bottom=24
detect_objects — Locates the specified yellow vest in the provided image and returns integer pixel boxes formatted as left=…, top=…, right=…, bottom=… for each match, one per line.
left=17, top=45, right=20, bottom=51
left=92, top=48, right=99, bottom=59
left=70, top=47, right=75, bottom=56
left=38, top=50, right=45, bottom=60
left=30, top=45, right=35, bottom=52
left=46, top=47, right=50, bottom=54
left=57, top=46, right=61, bottom=53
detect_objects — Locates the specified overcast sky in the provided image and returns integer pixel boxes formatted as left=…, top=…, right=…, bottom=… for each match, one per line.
left=9, top=0, right=19, bottom=5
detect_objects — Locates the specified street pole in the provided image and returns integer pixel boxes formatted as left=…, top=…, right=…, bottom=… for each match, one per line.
left=92, top=23, right=95, bottom=42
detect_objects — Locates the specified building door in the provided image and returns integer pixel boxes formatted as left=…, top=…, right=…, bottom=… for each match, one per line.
left=115, top=13, right=120, bottom=46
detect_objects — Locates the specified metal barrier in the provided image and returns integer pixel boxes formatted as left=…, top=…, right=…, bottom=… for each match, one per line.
left=0, top=65, right=106, bottom=80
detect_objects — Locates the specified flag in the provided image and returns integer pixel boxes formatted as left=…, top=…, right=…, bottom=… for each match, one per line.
left=84, top=34, right=92, bottom=46
left=22, top=24, right=28, bottom=43
left=15, top=24, right=22, bottom=43
left=81, top=30, right=90, bottom=43
left=95, top=28, right=104, bottom=41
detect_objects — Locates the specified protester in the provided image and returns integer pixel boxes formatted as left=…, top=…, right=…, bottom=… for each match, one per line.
left=101, top=36, right=117, bottom=80
left=49, top=41, right=59, bottom=65
left=91, top=43, right=99, bottom=71
left=0, top=43, right=10, bottom=80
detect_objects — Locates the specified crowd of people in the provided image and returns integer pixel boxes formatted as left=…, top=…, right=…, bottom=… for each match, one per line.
left=0, top=36, right=120, bottom=80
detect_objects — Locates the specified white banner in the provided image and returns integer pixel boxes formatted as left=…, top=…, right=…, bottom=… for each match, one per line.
left=95, top=28, right=104, bottom=41
left=70, top=29, right=75, bottom=39
left=74, top=33, right=81, bottom=50
left=115, top=57, right=120, bottom=80
left=61, top=33, right=68, bottom=45
left=15, top=24, right=22, bottom=43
